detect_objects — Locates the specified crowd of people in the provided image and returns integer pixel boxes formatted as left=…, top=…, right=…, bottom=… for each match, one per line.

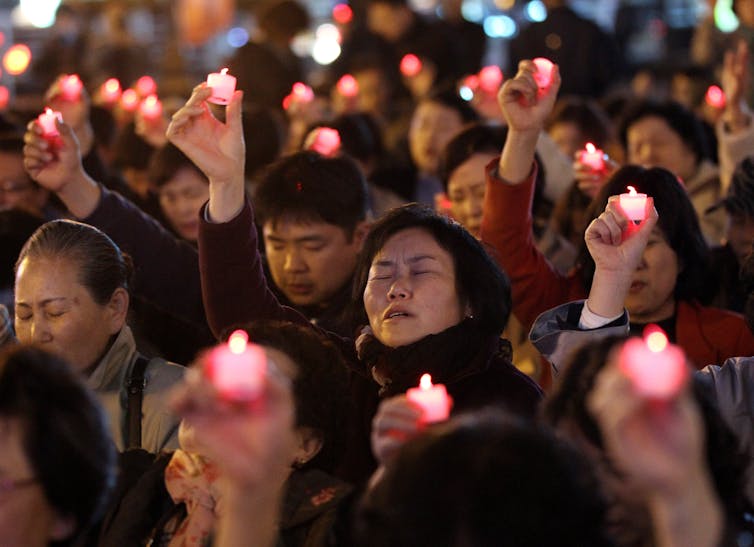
left=5, top=0, right=754, bottom=545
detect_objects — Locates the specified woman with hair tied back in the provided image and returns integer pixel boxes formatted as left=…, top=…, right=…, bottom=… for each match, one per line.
left=0, top=345, right=116, bottom=546
left=165, top=82, right=542, bottom=482
left=13, top=219, right=184, bottom=453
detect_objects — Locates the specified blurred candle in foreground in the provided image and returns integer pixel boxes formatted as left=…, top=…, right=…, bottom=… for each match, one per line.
left=532, top=57, right=554, bottom=90
left=307, top=127, right=341, bottom=157
left=206, top=68, right=237, bottom=105
left=406, top=374, right=452, bottom=424
left=618, top=185, right=647, bottom=222
left=579, top=142, right=605, bottom=171
left=60, top=74, right=83, bottom=101
left=619, top=326, right=687, bottom=399
left=205, top=330, right=267, bottom=401
left=37, top=108, right=62, bottom=137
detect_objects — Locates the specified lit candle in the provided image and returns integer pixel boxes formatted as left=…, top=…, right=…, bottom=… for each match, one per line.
left=120, top=89, right=140, bottom=112
left=205, top=330, right=267, bottom=401
left=336, top=74, right=359, bottom=98
left=532, top=57, right=554, bottom=90
left=619, top=326, right=687, bottom=399
left=579, top=142, right=605, bottom=171
left=332, top=3, right=353, bottom=24
left=0, top=86, right=9, bottom=110
left=400, top=54, right=423, bottom=78
left=478, top=65, right=503, bottom=93
left=307, top=127, right=341, bottom=157
left=37, top=107, right=63, bottom=138
left=139, top=94, right=163, bottom=120
left=292, top=82, right=314, bottom=102
left=618, top=185, right=648, bottom=222
left=206, top=68, right=237, bottom=105
left=60, top=74, right=83, bottom=101
left=406, top=374, right=452, bottom=424
left=100, top=78, right=122, bottom=104
left=135, top=75, right=157, bottom=97
left=705, top=85, right=726, bottom=109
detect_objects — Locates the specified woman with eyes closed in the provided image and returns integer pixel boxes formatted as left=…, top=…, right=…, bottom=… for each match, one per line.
left=166, top=83, right=543, bottom=482
left=13, top=219, right=184, bottom=453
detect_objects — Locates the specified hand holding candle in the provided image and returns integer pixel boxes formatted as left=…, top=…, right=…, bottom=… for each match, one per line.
left=619, top=326, right=688, bottom=400
left=204, top=330, right=267, bottom=402
left=99, top=78, right=122, bottom=105
left=619, top=186, right=648, bottom=223
left=579, top=142, right=605, bottom=172
left=206, top=68, right=237, bottom=105
left=532, top=58, right=554, bottom=90
left=406, top=374, right=453, bottom=424
left=37, top=108, right=63, bottom=138
left=139, top=94, right=163, bottom=120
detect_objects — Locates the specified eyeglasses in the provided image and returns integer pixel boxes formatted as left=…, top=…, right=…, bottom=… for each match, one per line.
left=0, top=476, right=37, bottom=496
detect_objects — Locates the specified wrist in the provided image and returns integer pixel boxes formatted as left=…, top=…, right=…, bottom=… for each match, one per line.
left=587, top=268, right=633, bottom=319
left=56, top=168, right=101, bottom=219
left=208, top=175, right=246, bottom=223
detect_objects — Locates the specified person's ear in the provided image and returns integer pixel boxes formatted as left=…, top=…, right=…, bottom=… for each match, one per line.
left=106, top=287, right=129, bottom=334
left=352, top=220, right=371, bottom=252
left=291, top=426, right=323, bottom=468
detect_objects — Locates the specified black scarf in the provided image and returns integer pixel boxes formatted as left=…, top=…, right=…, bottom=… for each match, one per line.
left=356, top=318, right=512, bottom=397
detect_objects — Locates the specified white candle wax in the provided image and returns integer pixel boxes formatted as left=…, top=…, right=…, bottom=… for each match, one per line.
left=206, top=330, right=266, bottom=401
left=619, top=328, right=687, bottom=399
left=579, top=142, right=605, bottom=171
left=37, top=108, right=63, bottom=137
left=619, top=186, right=647, bottom=222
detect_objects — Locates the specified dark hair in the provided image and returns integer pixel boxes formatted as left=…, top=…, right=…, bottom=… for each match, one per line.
left=0, top=345, right=115, bottom=545
left=619, top=99, right=710, bottom=164
left=258, top=0, right=310, bottom=40
left=89, top=105, right=118, bottom=150
left=222, top=320, right=350, bottom=474
left=112, top=122, right=155, bottom=171
left=148, top=143, right=206, bottom=189
left=242, top=105, right=286, bottom=179
left=357, top=411, right=611, bottom=546
left=352, top=204, right=511, bottom=336
left=0, top=209, right=44, bottom=289
left=15, top=220, right=133, bottom=304
left=740, top=248, right=754, bottom=333
left=718, top=156, right=754, bottom=219
left=546, top=96, right=613, bottom=149
left=0, top=132, right=26, bottom=154
left=542, top=336, right=752, bottom=530
left=576, top=165, right=711, bottom=303
left=418, top=85, right=479, bottom=126
left=438, top=122, right=508, bottom=191
left=254, top=151, right=369, bottom=237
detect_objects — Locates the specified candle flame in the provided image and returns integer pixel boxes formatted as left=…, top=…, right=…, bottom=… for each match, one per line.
left=44, top=107, right=53, bottom=115
left=627, top=185, right=638, bottom=196
left=419, top=373, right=433, bottom=390
left=585, top=142, right=596, bottom=153
left=220, top=68, right=229, bottom=75
left=646, top=331, right=668, bottom=353
left=228, top=330, right=249, bottom=354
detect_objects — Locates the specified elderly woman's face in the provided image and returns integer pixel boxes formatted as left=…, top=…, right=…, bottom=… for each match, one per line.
left=14, top=256, right=126, bottom=373
left=363, top=227, right=468, bottom=347
left=0, top=417, right=72, bottom=545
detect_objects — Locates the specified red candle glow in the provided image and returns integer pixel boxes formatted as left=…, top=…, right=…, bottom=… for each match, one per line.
left=406, top=374, right=452, bottom=424
left=205, top=330, right=267, bottom=401
left=619, top=326, right=687, bottom=399
left=100, top=78, right=122, bottom=104
left=139, top=94, right=163, bottom=120
left=308, top=127, right=341, bottom=157
left=0, top=86, right=10, bottom=110
left=400, top=54, right=423, bottom=77
left=206, top=68, right=237, bottom=105
left=135, top=75, right=157, bottom=97
left=60, top=74, right=83, bottom=101
left=478, top=65, right=503, bottom=93
left=332, top=3, right=353, bottom=24
left=337, top=74, right=359, bottom=98
left=37, top=107, right=63, bottom=137
left=705, top=85, right=726, bottom=109
left=532, top=57, right=554, bottom=90
left=579, top=142, right=605, bottom=171
left=120, top=89, right=140, bottom=112
left=619, top=185, right=648, bottom=222
left=283, top=82, right=315, bottom=110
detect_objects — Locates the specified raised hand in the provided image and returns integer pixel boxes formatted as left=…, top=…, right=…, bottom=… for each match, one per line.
left=721, top=40, right=751, bottom=131
left=370, top=394, right=424, bottom=466
left=574, top=153, right=619, bottom=199
left=496, top=60, right=561, bottom=135
left=23, top=117, right=85, bottom=194
left=166, top=84, right=245, bottom=187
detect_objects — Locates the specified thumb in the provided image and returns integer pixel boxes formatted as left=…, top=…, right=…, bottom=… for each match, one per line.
left=225, top=90, right=244, bottom=135
left=629, top=197, right=658, bottom=243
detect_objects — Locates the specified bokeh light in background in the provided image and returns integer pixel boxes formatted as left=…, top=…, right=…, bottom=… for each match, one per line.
left=3, top=44, right=31, bottom=76
left=483, top=15, right=517, bottom=38
left=16, top=0, right=61, bottom=28
left=311, top=23, right=342, bottom=65
left=226, top=27, right=249, bottom=48
left=714, top=0, right=739, bottom=32
left=524, top=0, right=547, bottom=22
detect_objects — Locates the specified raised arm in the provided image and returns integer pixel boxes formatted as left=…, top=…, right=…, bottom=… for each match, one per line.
left=23, top=118, right=208, bottom=327
left=167, top=85, right=309, bottom=337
